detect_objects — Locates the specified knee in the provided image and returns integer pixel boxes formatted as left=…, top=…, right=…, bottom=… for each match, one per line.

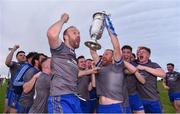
left=174, top=100, right=180, bottom=110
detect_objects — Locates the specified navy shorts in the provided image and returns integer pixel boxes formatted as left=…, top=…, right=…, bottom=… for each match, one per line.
left=142, top=100, right=162, bottom=113
left=48, top=94, right=82, bottom=113
left=122, top=106, right=131, bottom=113
left=168, top=92, right=180, bottom=103
left=8, top=89, right=21, bottom=109
left=89, top=88, right=97, bottom=99
left=97, top=103, right=123, bottom=113
left=6, top=89, right=11, bottom=99
left=89, top=98, right=97, bottom=112
left=129, top=93, right=144, bottom=111
left=80, top=99, right=92, bottom=113
left=17, top=102, right=31, bottom=113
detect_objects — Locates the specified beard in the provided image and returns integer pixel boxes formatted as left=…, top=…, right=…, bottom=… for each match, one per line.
left=102, top=57, right=112, bottom=66
left=69, top=38, right=79, bottom=49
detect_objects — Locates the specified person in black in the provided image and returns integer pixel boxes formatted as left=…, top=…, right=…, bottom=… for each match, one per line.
left=163, top=63, right=180, bottom=112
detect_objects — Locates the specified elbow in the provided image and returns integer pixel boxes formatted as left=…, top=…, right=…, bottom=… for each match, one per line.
left=5, top=61, right=10, bottom=67
left=23, top=89, right=29, bottom=94
left=23, top=85, right=29, bottom=94
left=23, top=89, right=28, bottom=94
left=139, top=79, right=146, bottom=85
left=141, top=80, right=146, bottom=85
left=47, top=28, right=57, bottom=39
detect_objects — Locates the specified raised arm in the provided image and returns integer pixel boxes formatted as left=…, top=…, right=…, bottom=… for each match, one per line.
left=107, top=29, right=121, bottom=61
left=5, top=45, right=19, bottom=67
left=47, top=13, right=69, bottom=49
left=90, top=49, right=100, bottom=64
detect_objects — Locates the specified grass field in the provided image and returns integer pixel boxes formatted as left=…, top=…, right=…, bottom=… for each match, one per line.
left=0, top=80, right=176, bottom=113
left=157, top=80, right=175, bottom=113
left=0, top=80, right=7, bottom=113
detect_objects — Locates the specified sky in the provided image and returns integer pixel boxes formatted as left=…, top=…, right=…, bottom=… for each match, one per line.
left=0, top=0, right=180, bottom=77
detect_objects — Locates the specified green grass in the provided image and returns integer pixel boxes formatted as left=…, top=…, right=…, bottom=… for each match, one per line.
left=0, top=80, right=176, bottom=113
left=157, top=80, right=175, bottom=113
left=0, top=80, right=7, bottom=113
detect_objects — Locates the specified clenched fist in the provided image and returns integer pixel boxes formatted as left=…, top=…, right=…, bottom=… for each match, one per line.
left=61, top=13, right=69, bottom=23
left=11, top=44, right=19, bottom=51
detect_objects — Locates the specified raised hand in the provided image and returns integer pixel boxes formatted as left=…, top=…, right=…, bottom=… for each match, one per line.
left=11, top=44, right=20, bottom=51
left=61, top=13, right=69, bottom=23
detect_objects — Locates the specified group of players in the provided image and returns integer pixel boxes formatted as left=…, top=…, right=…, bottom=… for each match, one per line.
left=3, top=13, right=180, bottom=113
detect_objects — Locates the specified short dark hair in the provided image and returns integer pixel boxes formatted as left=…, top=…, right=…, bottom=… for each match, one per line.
left=86, top=59, right=92, bottom=61
left=26, top=52, right=38, bottom=59
left=167, top=63, right=174, bottom=67
left=39, top=53, right=48, bottom=58
left=132, top=53, right=136, bottom=58
left=139, top=46, right=151, bottom=54
left=77, top=55, right=85, bottom=61
left=16, top=51, right=25, bottom=57
left=41, top=57, right=49, bottom=65
left=63, top=26, right=76, bottom=41
left=31, top=53, right=40, bottom=66
left=121, top=45, right=132, bottom=52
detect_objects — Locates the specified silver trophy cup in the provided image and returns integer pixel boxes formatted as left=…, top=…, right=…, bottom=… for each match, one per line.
left=85, top=11, right=107, bottom=50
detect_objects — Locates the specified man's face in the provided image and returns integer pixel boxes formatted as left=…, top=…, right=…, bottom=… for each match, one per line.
left=16, top=52, right=26, bottom=62
left=102, top=50, right=113, bottom=66
left=122, top=48, right=132, bottom=62
left=86, top=60, right=92, bottom=69
left=27, top=57, right=33, bottom=65
left=39, top=55, right=46, bottom=63
left=41, top=58, right=51, bottom=72
left=167, top=65, right=174, bottom=72
left=45, top=58, right=51, bottom=71
left=131, top=54, right=135, bottom=61
left=78, top=58, right=86, bottom=70
left=66, top=27, right=80, bottom=49
left=137, top=49, right=150, bottom=63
